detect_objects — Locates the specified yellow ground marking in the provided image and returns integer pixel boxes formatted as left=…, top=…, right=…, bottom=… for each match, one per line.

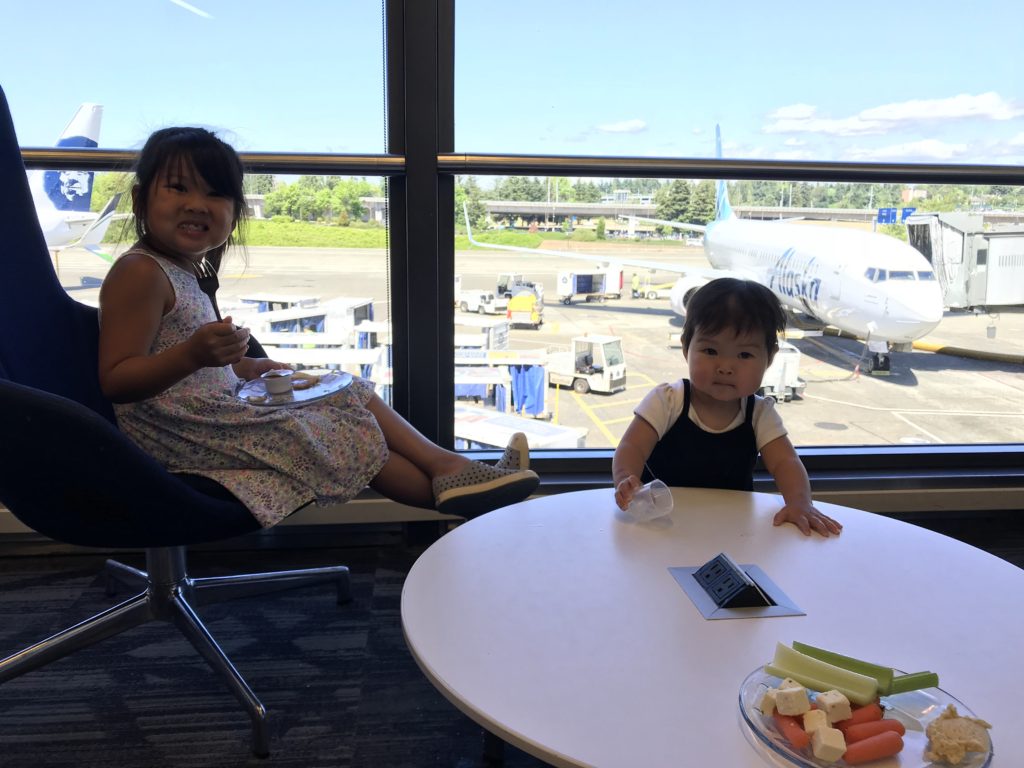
left=572, top=390, right=618, bottom=444
left=567, top=372, right=660, bottom=443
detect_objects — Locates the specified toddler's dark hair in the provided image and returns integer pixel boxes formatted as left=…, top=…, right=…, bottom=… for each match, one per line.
left=131, top=126, right=247, bottom=267
left=681, top=277, right=786, bottom=355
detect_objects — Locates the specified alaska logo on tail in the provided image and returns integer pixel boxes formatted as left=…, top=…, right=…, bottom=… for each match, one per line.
left=42, top=103, right=100, bottom=212
left=28, top=103, right=121, bottom=252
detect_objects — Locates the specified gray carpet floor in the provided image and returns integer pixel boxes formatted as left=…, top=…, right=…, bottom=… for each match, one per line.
left=0, top=531, right=549, bottom=768
left=0, top=512, right=1020, bottom=768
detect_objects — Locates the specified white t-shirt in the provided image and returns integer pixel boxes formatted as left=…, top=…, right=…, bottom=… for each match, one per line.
left=634, top=379, right=787, bottom=451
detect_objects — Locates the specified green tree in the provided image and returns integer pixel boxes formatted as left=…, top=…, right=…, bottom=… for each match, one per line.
left=455, top=175, right=488, bottom=229
left=90, top=172, right=134, bottom=213
left=493, top=176, right=546, bottom=201
left=573, top=180, right=602, bottom=202
left=655, top=179, right=691, bottom=221
left=330, top=178, right=375, bottom=221
left=243, top=174, right=275, bottom=195
left=687, top=179, right=716, bottom=224
left=596, top=217, right=606, bottom=240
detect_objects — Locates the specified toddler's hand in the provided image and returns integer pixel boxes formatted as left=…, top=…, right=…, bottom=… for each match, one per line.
left=614, top=475, right=642, bottom=511
left=190, top=317, right=250, bottom=368
left=773, top=503, right=842, bottom=537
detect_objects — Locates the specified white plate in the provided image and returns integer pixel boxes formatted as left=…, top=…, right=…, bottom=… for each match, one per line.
left=739, top=666, right=993, bottom=768
left=237, top=371, right=353, bottom=409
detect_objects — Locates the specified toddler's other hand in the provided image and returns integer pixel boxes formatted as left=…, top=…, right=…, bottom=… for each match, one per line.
left=773, top=503, right=842, bottom=537
left=614, top=475, right=642, bottom=511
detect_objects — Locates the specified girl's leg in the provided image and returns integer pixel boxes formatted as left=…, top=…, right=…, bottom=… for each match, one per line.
left=364, top=394, right=467, bottom=479
left=368, top=451, right=434, bottom=508
left=364, top=394, right=539, bottom=517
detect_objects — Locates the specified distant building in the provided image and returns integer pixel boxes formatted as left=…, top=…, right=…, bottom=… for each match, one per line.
left=901, top=188, right=928, bottom=204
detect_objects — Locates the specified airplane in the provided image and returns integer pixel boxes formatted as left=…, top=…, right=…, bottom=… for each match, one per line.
left=463, top=127, right=945, bottom=373
left=26, top=103, right=121, bottom=259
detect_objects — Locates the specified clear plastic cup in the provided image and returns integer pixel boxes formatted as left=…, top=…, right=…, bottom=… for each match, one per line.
left=626, top=479, right=674, bottom=521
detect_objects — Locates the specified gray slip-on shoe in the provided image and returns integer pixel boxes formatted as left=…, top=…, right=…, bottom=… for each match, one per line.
left=433, top=461, right=539, bottom=518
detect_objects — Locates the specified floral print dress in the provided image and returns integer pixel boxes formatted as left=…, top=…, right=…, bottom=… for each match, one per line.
left=107, top=249, right=389, bottom=527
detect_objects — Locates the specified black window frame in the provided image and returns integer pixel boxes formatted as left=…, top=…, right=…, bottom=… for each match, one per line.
left=19, top=0, right=1024, bottom=502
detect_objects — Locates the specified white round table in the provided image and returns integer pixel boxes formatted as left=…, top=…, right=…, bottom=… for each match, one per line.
left=401, top=487, right=1022, bottom=767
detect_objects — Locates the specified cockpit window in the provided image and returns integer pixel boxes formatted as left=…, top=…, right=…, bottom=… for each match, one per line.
left=889, top=270, right=915, bottom=280
left=865, top=268, right=876, bottom=281
left=918, top=271, right=936, bottom=281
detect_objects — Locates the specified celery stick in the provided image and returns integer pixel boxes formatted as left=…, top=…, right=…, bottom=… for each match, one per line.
left=792, top=641, right=895, bottom=695
left=771, top=643, right=879, bottom=706
left=764, top=663, right=875, bottom=707
left=888, top=671, right=939, bottom=694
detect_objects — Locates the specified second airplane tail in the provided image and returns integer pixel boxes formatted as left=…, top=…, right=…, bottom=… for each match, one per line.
left=36, top=103, right=102, bottom=215
left=714, top=125, right=734, bottom=222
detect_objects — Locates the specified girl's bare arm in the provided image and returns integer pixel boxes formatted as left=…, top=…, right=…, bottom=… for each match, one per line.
left=98, top=255, right=248, bottom=402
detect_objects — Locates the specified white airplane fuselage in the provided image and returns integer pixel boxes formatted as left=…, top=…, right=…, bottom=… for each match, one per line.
left=671, top=219, right=945, bottom=344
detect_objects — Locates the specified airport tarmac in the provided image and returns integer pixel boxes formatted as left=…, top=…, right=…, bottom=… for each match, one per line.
left=53, top=244, right=1024, bottom=450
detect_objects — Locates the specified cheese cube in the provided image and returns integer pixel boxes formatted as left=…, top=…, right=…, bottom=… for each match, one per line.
left=803, top=708, right=828, bottom=734
left=811, top=726, right=847, bottom=763
left=775, top=685, right=810, bottom=716
left=815, top=689, right=853, bottom=725
left=756, top=687, right=777, bottom=715
left=778, top=677, right=802, bottom=690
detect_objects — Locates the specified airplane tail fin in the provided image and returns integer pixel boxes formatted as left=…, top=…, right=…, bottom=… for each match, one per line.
left=714, top=125, right=734, bottom=222
left=34, top=103, right=103, bottom=214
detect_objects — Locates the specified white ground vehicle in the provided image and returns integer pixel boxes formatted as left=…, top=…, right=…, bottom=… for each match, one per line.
left=547, top=335, right=627, bottom=394
left=641, top=279, right=674, bottom=299
left=557, top=268, right=623, bottom=304
left=458, top=290, right=508, bottom=315
left=497, top=272, right=543, bottom=301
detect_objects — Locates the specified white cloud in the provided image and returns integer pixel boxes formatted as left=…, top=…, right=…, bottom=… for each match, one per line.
left=769, top=104, right=817, bottom=120
left=1009, top=132, right=1024, bottom=146
left=596, top=119, right=648, bottom=134
left=783, top=138, right=806, bottom=146
left=764, top=92, right=1022, bottom=137
left=861, top=92, right=1022, bottom=122
left=845, top=139, right=969, bottom=162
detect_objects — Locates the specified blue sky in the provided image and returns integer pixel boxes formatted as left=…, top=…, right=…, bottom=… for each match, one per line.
left=3, top=0, right=1022, bottom=165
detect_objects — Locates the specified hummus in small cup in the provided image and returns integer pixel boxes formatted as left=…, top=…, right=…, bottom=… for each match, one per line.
left=261, top=369, right=294, bottom=395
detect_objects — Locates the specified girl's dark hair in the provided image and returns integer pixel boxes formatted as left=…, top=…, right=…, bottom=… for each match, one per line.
left=131, top=126, right=247, bottom=268
left=682, top=277, right=786, bottom=356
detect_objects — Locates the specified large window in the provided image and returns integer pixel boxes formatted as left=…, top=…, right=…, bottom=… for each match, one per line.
left=9, top=1, right=1024, bottom=505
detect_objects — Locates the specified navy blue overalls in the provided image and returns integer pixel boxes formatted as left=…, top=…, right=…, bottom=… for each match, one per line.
left=642, top=379, right=758, bottom=491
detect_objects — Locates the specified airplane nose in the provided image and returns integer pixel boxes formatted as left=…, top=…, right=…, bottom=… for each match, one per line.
left=886, top=286, right=944, bottom=339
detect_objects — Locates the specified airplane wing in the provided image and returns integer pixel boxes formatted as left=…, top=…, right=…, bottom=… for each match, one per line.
left=78, top=192, right=123, bottom=246
left=49, top=193, right=123, bottom=263
left=621, top=215, right=706, bottom=234
left=463, top=204, right=743, bottom=282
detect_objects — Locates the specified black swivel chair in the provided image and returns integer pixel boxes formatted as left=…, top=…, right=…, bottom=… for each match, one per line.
left=0, top=87, right=349, bottom=757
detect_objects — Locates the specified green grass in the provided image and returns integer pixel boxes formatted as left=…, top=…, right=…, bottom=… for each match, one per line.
left=106, top=217, right=689, bottom=250
left=243, top=219, right=388, bottom=248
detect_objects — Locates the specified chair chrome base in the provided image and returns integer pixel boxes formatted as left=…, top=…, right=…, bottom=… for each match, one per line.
left=0, top=546, right=351, bottom=757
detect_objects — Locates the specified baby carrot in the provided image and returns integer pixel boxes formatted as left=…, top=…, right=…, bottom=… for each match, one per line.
left=842, top=730, right=904, bottom=765
left=835, top=701, right=884, bottom=732
left=844, top=718, right=906, bottom=743
left=772, top=712, right=810, bottom=750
